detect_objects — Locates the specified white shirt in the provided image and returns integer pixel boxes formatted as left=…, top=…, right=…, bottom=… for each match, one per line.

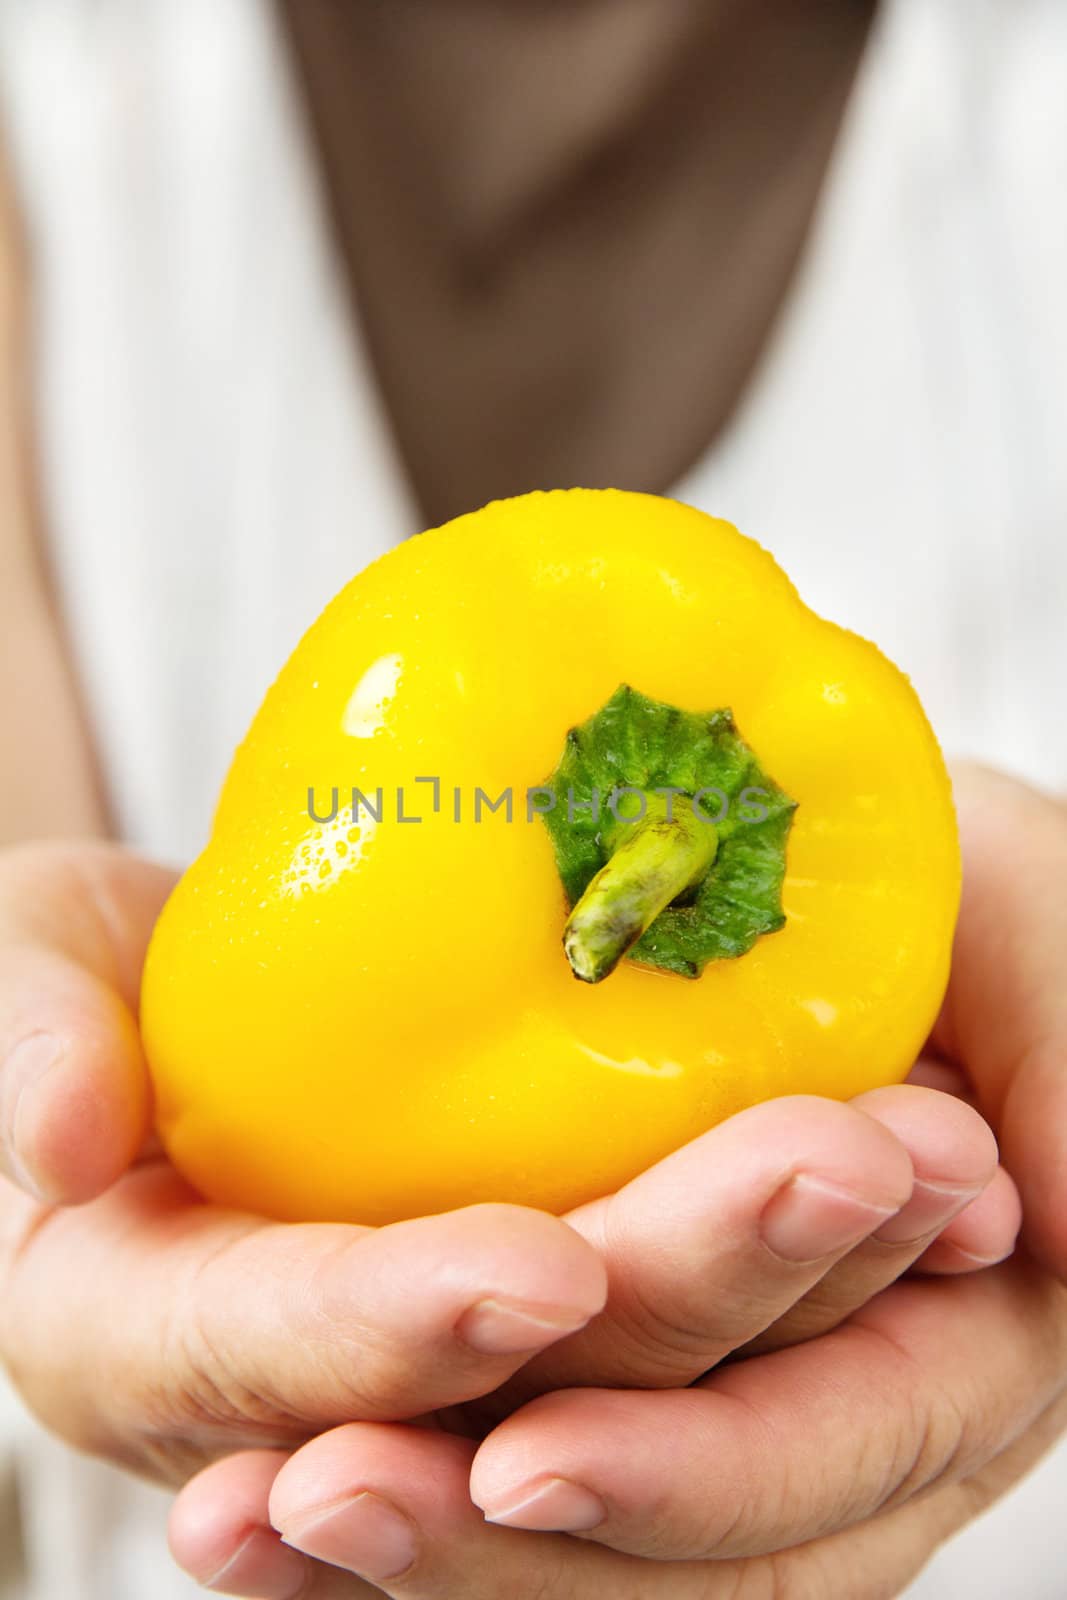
left=0, top=1, right=1065, bottom=1596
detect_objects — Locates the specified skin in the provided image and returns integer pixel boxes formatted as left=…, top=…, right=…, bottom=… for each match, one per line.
left=165, top=768, right=1067, bottom=1599
left=0, top=142, right=1059, bottom=1597
left=0, top=792, right=1043, bottom=1600
left=0, top=845, right=1016, bottom=1482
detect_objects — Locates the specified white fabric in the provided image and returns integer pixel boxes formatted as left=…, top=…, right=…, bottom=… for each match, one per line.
left=0, top=0, right=417, bottom=866
left=0, top=0, right=1065, bottom=1596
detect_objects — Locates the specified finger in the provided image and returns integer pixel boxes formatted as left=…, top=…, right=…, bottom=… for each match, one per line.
left=175, top=1431, right=608, bottom=1599
left=266, top=1423, right=713, bottom=1599
left=939, top=765, right=1067, bottom=1277
left=906, top=1054, right=975, bottom=1102
left=3, top=1164, right=606, bottom=1481
left=509, top=1094, right=914, bottom=1395
left=915, top=1163, right=1022, bottom=1273
left=470, top=1259, right=1067, bottom=1561
left=0, top=841, right=175, bottom=1201
left=173, top=1393, right=1061, bottom=1600
left=170, top=1412, right=1026, bottom=1600
left=740, top=1084, right=999, bottom=1352
left=173, top=1434, right=625, bottom=1600
left=169, top=1450, right=325, bottom=1599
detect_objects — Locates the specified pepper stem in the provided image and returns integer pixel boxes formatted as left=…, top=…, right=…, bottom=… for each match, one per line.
left=563, top=795, right=719, bottom=983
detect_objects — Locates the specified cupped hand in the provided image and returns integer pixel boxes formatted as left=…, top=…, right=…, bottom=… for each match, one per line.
left=0, top=840, right=1011, bottom=1498
left=0, top=844, right=610, bottom=1482
left=170, top=1261, right=1067, bottom=1599
left=169, top=764, right=1067, bottom=1598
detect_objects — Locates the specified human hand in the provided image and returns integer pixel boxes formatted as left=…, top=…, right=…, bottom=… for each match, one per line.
left=166, top=1099, right=1028, bottom=1599
left=169, top=764, right=1067, bottom=1597
left=0, top=843, right=612, bottom=1483
left=0, top=839, right=1009, bottom=1496
left=172, top=1259, right=1067, bottom=1599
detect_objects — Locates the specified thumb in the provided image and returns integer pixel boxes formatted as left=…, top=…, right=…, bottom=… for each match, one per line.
left=938, top=764, right=1067, bottom=1277
left=0, top=841, right=175, bottom=1201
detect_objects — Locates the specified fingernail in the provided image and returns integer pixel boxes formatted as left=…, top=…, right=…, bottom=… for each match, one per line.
left=279, top=1492, right=418, bottom=1582
left=482, top=1476, right=607, bottom=1533
left=874, top=1179, right=983, bottom=1245
left=938, top=1242, right=1012, bottom=1268
left=760, top=1174, right=899, bottom=1263
left=456, top=1297, right=593, bottom=1355
left=2, top=1034, right=63, bottom=1202
left=203, top=1528, right=308, bottom=1597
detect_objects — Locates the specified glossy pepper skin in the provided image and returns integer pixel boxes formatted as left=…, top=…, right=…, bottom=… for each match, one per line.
left=141, top=490, right=960, bottom=1225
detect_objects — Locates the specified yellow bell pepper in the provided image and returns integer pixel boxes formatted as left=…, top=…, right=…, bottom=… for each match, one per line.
left=141, top=490, right=960, bottom=1225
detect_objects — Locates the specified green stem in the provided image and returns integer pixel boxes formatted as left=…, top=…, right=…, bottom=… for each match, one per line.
left=563, top=796, right=719, bottom=983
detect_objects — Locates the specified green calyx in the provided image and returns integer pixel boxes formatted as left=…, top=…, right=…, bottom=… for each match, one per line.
left=540, top=685, right=797, bottom=982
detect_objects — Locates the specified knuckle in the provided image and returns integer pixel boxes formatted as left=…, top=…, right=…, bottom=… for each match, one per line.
left=598, top=1215, right=723, bottom=1380
left=597, top=1297, right=711, bottom=1384
left=144, top=1226, right=304, bottom=1445
left=300, top=1235, right=416, bottom=1412
left=854, top=1324, right=970, bottom=1510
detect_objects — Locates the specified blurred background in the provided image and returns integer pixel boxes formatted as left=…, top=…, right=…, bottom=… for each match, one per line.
left=1, top=1, right=1065, bottom=1595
